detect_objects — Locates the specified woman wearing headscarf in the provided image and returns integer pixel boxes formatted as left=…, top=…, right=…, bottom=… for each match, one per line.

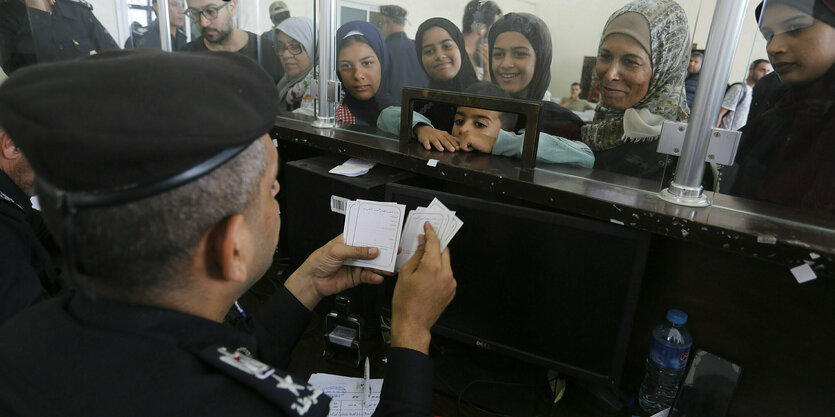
left=725, top=0, right=835, bottom=214
left=487, top=13, right=585, bottom=142
left=334, top=21, right=397, bottom=126
left=274, top=17, right=315, bottom=115
left=581, top=0, right=690, bottom=179
left=377, top=17, right=479, bottom=151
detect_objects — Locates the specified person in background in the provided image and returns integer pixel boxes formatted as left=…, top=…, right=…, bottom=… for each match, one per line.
left=274, top=17, right=315, bottom=114
left=488, top=12, right=585, bottom=141
left=0, top=0, right=118, bottom=74
left=0, top=125, right=60, bottom=325
left=378, top=5, right=427, bottom=100
left=726, top=0, right=835, bottom=214
left=716, top=59, right=772, bottom=130
left=684, top=49, right=703, bottom=108
left=582, top=0, right=690, bottom=179
left=0, top=48, right=456, bottom=416
left=462, top=0, right=502, bottom=81
left=183, top=0, right=283, bottom=82
left=261, top=1, right=289, bottom=42
left=560, top=82, right=596, bottom=111
left=334, top=21, right=397, bottom=126
left=125, top=0, right=187, bottom=51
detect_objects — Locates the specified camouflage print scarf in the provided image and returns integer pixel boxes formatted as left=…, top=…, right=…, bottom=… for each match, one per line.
left=582, top=0, right=691, bottom=151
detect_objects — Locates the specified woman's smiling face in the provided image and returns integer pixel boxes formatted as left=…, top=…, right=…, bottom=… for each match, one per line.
left=337, top=41, right=381, bottom=101
left=421, top=27, right=462, bottom=81
left=595, top=33, right=652, bottom=110
left=491, top=31, right=536, bottom=97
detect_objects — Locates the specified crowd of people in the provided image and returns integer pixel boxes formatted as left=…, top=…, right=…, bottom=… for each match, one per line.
left=0, top=0, right=832, bottom=413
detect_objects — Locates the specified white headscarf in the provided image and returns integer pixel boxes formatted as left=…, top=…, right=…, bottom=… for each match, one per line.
left=275, top=17, right=315, bottom=107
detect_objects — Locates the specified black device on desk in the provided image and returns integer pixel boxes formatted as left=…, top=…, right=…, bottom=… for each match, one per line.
left=382, top=184, right=650, bottom=414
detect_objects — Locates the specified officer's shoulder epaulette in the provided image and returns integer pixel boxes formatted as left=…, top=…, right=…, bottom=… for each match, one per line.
left=59, top=0, right=93, bottom=11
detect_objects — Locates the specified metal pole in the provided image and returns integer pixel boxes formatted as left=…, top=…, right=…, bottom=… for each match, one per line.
left=313, top=0, right=336, bottom=128
left=660, top=0, right=749, bottom=206
left=158, top=0, right=173, bottom=52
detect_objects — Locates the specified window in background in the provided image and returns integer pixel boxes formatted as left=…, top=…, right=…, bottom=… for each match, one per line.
left=338, top=0, right=381, bottom=29
left=127, top=0, right=154, bottom=28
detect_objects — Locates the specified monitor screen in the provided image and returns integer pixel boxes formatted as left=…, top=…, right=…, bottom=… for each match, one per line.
left=383, top=184, right=650, bottom=388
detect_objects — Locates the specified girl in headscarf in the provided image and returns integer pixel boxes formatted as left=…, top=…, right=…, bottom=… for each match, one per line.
left=582, top=0, right=690, bottom=179
left=334, top=21, right=397, bottom=126
left=487, top=13, right=584, bottom=142
left=377, top=18, right=479, bottom=151
left=726, top=0, right=835, bottom=214
left=274, top=17, right=315, bottom=114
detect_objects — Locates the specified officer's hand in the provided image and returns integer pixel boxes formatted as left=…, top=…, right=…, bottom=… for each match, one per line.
left=457, top=131, right=497, bottom=153
left=415, top=125, right=460, bottom=152
left=391, top=222, right=456, bottom=354
left=284, top=235, right=389, bottom=310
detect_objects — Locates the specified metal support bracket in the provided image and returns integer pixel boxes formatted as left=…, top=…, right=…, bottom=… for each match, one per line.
left=657, top=121, right=742, bottom=166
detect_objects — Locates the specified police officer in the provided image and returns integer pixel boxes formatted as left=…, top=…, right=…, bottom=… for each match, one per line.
left=125, top=0, right=187, bottom=51
left=0, top=0, right=118, bottom=73
left=0, top=126, right=60, bottom=325
left=0, top=49, right=456, bottom=416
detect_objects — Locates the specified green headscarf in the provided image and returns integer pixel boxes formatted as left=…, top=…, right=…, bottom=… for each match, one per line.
left=582, top=0, right=690, bottom=151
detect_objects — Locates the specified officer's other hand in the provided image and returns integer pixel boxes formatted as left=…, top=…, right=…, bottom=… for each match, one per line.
left=285, top=235, right=391, bottom=310
left=391, top=222, right=456, bottom=354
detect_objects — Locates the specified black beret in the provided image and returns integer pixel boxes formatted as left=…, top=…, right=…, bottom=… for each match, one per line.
left=0, top=49, right=278, bottom=199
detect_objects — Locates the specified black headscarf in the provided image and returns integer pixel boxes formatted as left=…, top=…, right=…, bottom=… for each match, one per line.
left=487, top=13, right=552, bottom=101
left=336, top=21, right=398, bottom=126
left=414, top=18, right=478, bottom=92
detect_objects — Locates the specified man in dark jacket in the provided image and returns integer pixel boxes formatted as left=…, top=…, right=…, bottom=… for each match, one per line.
left=684, top=50, right=703, bottom=109
left=0, top=126, right=59, bottom=325
left=124, top=0, right=188, bottom=51
left=379, top=5, right=427, bottom=103
left=0, top=49, right=455, bottom=416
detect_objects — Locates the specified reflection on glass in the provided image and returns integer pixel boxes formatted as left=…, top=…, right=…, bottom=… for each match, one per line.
left=125, top=0, right=187, bottom=50
left=378, top=5, right=428, bottom=100
left=722, top=0, right=835, bottom=215
left=182, top=0, right=282, bottom=82
left=715, top=59, right=772, bottom=131
left=334, top=21, right=397, bottom=126
left=462, top=0, right=502, bottom=82
left=0, top=0, right=118, bottom=73
left=581, top=0, right=690, bottom=183
left=275, top=16, right=315, bottom=116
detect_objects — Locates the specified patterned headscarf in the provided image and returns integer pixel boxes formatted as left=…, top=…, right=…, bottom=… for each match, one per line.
left=582, top=0, right=690, bottom=151
left=275, top=17, right=315, bottom=108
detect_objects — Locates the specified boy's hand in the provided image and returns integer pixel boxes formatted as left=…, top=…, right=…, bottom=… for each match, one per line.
left=458, top=131, right=497, bottom=153
left=415, top=125, right=459, bottom=152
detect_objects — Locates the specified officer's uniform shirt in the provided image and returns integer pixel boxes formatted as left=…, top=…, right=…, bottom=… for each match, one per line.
left=0, top=285, right=434, bottom=416
left=0, top=169, right=58, bottom=325
left=24, top=0, right=118, bottom=65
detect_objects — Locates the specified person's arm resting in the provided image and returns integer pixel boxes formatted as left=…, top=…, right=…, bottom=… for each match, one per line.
left=377, top=106, right=434, bottom=136
left=492, top=130, right=595, bottom=168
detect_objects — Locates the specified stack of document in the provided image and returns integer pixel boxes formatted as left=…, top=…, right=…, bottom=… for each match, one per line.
left=338, top=197, right=462, bottom=272
left=395, top=198, right=462, bottom=269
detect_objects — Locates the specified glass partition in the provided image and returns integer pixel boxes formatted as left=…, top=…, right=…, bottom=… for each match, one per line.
left=714, top=0, right=834, bottom=220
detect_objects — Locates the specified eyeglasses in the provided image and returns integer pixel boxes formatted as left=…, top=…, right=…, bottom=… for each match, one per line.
left=185, top=2, right=228, bottom=21
left=275, top=41, right=304, bottom=56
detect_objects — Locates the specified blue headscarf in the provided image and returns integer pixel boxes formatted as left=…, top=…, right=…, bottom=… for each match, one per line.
left=336, top=21, right=398, bottom=126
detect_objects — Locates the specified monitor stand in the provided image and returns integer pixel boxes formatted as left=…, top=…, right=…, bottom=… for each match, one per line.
left=431, top=337, right=549, bottom=415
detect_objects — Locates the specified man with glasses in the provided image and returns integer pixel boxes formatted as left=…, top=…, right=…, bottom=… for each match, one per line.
left=182, top=0, right=283, bottom=82
left=126, top=0, right=188, bottom=51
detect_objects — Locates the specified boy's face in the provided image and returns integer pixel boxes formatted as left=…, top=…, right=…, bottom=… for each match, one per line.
left=452, top=107, right=503, bottom=138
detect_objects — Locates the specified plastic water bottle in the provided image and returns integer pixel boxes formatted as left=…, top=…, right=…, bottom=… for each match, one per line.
left=638, top=309, right=693, bottom=414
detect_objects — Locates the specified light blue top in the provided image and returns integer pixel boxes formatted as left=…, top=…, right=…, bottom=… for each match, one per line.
left=377, top=106, right=594, bottom=168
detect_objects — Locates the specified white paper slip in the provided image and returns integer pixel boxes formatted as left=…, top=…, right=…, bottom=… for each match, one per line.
left=308, top=373, right=383, bottom=417
left=342, top=200, right=406, bottom=272
left=329, top=158, right=377, bottom=177
left=790, top=263, right=817, bottom=284
left=395, top=198, right=463, bottom=269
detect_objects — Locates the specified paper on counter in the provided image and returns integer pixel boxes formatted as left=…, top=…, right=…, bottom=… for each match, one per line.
left=308, top=373, right=383, bottom=417
left=329, top=158, right=376, bottom=177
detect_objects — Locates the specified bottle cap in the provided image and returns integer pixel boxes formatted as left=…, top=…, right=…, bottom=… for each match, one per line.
left=666, top=309, right=688, bottom=325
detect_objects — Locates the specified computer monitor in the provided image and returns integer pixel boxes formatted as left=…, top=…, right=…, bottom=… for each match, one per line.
left=383, top=183, right=650, bottom=391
